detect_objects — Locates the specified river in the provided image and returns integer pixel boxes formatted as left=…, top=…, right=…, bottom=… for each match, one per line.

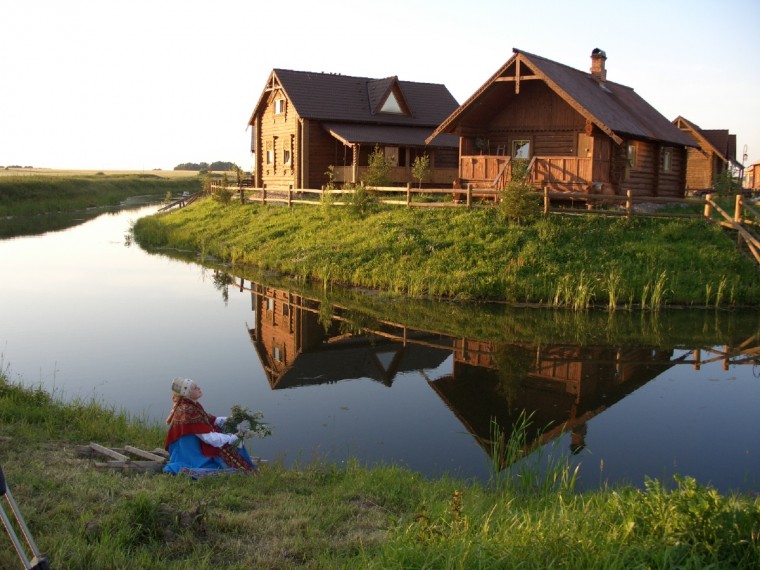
left=1, top=203, right=758, bottom=493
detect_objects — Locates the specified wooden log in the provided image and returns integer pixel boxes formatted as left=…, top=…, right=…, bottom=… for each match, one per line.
left=124, top=446, right=167, bottom=462
left=89, top=443, right=129, bottom=462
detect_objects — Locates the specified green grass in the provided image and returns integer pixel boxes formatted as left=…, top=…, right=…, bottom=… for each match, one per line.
left=2, top=370, right=758, bottom=569
left=0, top=174, right=201, bottom=217
left=133, top=198, right=760, bottom=308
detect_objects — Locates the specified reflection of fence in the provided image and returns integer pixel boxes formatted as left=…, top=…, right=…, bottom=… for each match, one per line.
left=234, top=275, right=760, bottom=370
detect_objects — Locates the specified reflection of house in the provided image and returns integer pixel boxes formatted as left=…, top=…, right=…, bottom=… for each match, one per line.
left=247, top=284, right=450, bottom=389
left=673, top=116, right=741, bottom=193
left=247, top=69, right=460, bottom=190
left=427, top=48, right=695, bottom=197
left=429, top=340, right=676, bottom=463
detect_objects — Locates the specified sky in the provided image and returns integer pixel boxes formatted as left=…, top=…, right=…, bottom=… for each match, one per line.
left=1, top=0, right=759, bottom=172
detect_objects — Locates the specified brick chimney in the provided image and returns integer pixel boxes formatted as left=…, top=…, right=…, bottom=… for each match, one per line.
left=590, top=48, right=607, bottom=82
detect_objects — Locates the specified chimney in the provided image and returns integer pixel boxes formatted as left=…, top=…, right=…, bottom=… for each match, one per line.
left=590, top=48, right=607, bottom=82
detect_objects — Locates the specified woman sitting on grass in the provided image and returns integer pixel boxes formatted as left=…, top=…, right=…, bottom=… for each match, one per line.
left=164, top=377, right=257, bottom=478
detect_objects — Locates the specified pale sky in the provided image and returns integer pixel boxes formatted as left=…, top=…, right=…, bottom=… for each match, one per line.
left=2, top=0, right=759, bottom=172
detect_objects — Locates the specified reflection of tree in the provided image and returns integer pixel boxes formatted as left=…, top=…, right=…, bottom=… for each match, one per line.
left=212, top=270, right=234, bottom=304
left=491, top=343, right=533, bottom=409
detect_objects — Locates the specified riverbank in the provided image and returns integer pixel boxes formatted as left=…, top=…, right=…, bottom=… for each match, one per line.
left=1, top=371, right=757, bottom=569
left=134, top=196, right=760, bottom=308
left=0, top=173, right=201, bottom=217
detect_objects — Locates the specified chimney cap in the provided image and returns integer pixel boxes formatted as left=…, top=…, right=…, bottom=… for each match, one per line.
left=591, top=48, right=607, bottom=59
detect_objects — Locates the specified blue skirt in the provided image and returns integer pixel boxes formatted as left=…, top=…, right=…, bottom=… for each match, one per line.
left=164, top=434, right=255, bottom=478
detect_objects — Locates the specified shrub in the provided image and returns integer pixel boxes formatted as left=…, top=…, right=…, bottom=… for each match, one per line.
left=499, top=159, right=541, bottom=224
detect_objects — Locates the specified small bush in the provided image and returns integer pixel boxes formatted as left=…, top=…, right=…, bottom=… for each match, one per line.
left=499, top=159, right=541, bottom=224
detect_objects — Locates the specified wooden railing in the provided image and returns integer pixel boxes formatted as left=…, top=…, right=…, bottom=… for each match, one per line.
left=459, top=155, right=592, bottom=191
left=331, top=165, right=458, bottom=186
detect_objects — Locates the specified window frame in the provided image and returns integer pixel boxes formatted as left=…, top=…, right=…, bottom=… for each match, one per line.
left=512, top=139, right=531, bottom=159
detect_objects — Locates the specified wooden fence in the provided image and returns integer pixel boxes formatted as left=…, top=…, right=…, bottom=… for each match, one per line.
left=206, top=183, right=760, bottom=262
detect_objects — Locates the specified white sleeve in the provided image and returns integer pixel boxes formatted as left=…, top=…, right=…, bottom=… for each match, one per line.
left=214, top=416, right=228, bottom=429
left=197, top=432, right=238, bottom=448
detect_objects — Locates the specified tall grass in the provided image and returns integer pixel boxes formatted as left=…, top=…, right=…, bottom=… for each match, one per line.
left=487, top=413, right=579, bottom=497
left=3, top=370, right=759, bottom=569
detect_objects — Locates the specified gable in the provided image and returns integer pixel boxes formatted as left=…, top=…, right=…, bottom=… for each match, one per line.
left=429, top=48, right=695, bottom=148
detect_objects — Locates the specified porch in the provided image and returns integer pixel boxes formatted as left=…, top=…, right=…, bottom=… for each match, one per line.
left=330, top=165, right=459, bottom=187
left=458, top=155, right=595, bottom=193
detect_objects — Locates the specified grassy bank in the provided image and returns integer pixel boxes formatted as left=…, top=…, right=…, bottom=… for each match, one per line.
left=0, top=173, right=201, bottom=217
left=2, top=371, right=758, bottom=569
left=133, top=197, right=760, bottom=308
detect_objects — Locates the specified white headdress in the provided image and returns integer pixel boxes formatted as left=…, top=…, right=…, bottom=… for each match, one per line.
left=171, top=377, right=195, bottom=397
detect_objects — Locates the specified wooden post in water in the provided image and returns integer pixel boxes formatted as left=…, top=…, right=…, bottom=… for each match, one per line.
left=693, top=349, right=701, bottom=370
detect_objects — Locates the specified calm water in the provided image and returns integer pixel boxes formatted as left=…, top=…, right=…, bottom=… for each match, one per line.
left=1, top=204, right=759, bottom=493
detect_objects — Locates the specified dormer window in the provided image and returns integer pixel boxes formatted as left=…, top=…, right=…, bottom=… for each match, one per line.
left=274, top=99, right=286, bottom=115
left=380, top=92, right=403, bottom=114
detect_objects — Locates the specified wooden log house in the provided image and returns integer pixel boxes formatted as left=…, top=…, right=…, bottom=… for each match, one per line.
left=426, top=48, right=697, bottom=198
left=247, top=69, right=461, bottom=190
left=673, top=116, right=742, bottom=193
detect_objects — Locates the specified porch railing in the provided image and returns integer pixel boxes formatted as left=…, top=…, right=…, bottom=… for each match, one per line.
left=459, top=155, right=593, bottom=191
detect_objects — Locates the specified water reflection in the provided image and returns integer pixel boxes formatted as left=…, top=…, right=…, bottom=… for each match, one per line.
left=223, top=271, right=760, bottom=486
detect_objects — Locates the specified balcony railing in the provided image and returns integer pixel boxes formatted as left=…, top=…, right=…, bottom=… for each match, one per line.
left=331, top=165, right=459, bottom=186
left=459, top=155, right=593, bottom=191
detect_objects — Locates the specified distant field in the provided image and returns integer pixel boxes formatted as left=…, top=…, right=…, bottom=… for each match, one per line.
left=0, top=167, right=199, bottom=178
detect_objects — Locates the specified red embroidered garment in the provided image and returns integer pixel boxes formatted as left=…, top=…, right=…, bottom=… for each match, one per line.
left=164, top=395, right=255, bottom=475
left=165, top=395, right=220, bottom=457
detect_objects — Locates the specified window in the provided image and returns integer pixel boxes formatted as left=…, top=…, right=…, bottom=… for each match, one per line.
left=662, top=148, right=672, bottom=172
left=512, top=140, right=530, bottom=159
left=266, top=149, right=274, bottom=165
left=274, top=99, right=286, bottom=115
left=627, top=143, right=637, bottom=169
left=283, top=148, right=291, bottom=165
left=380, top=92, right=403, bottom=114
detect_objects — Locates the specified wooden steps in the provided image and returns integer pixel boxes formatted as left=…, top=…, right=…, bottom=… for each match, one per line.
left=76, top=443, right=169, bottom=472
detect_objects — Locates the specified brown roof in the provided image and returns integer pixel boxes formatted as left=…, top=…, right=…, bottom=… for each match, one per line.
left=323, top=123, right=458, bottom=148
left=248, top=69, right=459, bottom=129
left=674, top=116, right=737, bottom=163
left=428, top=48, right=695, bottom=147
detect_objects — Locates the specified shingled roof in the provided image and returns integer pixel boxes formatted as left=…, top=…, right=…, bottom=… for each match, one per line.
left=674, top=116, right=739, bottom=166
left=248, top=69, right=459, bottom=129
left=428, top=48, right=695, bottom=148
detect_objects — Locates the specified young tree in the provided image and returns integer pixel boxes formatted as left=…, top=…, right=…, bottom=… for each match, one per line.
left=362, top=145, right=391, bottom=188
left=411, top=153, right=431, bottom=189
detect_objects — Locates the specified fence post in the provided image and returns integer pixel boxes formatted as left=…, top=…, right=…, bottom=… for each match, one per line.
left=466, top=184, right=472, bottom=209
left=626, top=190, right=632, bottom=219
left=406, top=183, right=411, bottom=207
left=262, top=187, right=267, bottom=205
left=735, top=194, right=742, bottom=223
left=288, top=185, right=293, bottom=208
left=543, top=186, right=549, bottom=216
left=704, top=193, right=713, bottom=220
